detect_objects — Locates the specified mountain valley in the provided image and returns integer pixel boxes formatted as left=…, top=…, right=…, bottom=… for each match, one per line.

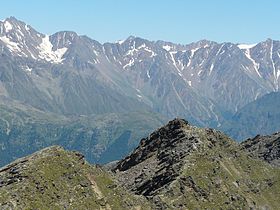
left=0, top=16, right=279, bottom=166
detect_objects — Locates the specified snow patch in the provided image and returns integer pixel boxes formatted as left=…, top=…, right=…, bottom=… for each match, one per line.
left=187, top=47, right=199, bottom=67
left=178, top=59, right=184, bottom=71
left=277, top=70, right=280, bottom=80
left=38, top=35, right=67, bottom=63
left=209, top=63, right=214, bottom=75
left=237, top=43, right=257, bottom=50
left=254, top=91, right=261, bottom=100
left=187, top=80, right=192, bottom=87
left=116, top=39, right=125, bottom=45
left=25, top=24, right=30, bottom=31
left=146, top=69, right=151, bottom=78
left=123, top=58, right=134, bottom=69
left=162, top=45, right=172, bottom=51
left=22, top=65, right=32, bottom=72
left=0, top=36, right=21, bottom=53
left=170, top=51, right=180, bottom=72
left=243, top=48, right=261, bottom=78
left=144, top=47, right=157, bottom=57
left=270, top=41, right=276, bottom=78
left=216, top=44, right=225, bottom=56
left=4, top=21, right=13, bottom=32
left=54, top=47, right=67, bottom=59
left=137, top=43, right=146, bottom=49
left=125, top=43, right=137, bottom=56
left=270, top=40, right=279, bottom=90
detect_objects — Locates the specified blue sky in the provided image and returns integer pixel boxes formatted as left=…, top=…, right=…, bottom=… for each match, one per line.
left=0, top=0, right=279, bottom=44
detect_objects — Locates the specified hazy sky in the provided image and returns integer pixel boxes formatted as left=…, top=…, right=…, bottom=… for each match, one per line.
left=0, top=0, right=279, bottom=44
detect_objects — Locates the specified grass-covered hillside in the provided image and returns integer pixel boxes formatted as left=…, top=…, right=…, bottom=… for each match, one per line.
left=0, top=146, right=152, bottom=209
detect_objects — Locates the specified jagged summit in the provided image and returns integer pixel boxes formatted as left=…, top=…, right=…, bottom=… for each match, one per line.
left=1, top=16, right=23, bottom=26
left=114, top=118, right=231, bottom=172
left=113, top=119, right=280, bottom=209
left=114, top=118, right=191, bottom=171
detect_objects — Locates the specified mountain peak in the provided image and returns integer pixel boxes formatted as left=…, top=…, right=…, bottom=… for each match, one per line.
left=51, top=30, right=78, bottom=38
left=166, top=118, right=189, bottom=127
left=113, top=119, right=280, bottom=209
left=114, top=118, right=193, bottom=172
left=126, top=35, right=136, bottom=40
left=0, top=16, right=27, bottom=33
left=50, top=31, right=79, bottom=49
left=4, top=16, right=20, bottom=23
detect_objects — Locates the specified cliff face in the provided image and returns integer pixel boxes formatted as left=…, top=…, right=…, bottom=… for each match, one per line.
left=0, top=146, right=152, bottom=209
left=114, top=119, right=280, bottom=209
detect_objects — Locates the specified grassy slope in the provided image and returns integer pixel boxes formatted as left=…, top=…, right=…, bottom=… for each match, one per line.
left=0, top=146, right=152, bottom=209
left=159, top=127, right=280, bottom=209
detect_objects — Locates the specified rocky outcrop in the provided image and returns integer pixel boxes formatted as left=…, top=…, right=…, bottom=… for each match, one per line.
left=113, top=119, right=280, bottom=209
left=114, top=119, right=200, bottom=195
left=241, top=132, right=280, bottom=167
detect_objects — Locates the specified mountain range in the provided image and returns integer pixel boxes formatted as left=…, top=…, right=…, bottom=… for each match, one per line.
left=0, top=16, right=280, bottom=165
left=1, top=119, right=279, bottom=209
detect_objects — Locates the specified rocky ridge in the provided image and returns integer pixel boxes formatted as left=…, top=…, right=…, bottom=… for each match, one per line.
left=241, top=132, right=280, bottom=167
left=1, top=119, right=280, bottom=209
left=1, top=17, right=280, bottom=130
left=0, top=146, right=152, bottom=209
left=114, top=119, right=280, bottom=209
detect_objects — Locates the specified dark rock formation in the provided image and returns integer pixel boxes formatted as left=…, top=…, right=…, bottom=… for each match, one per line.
left=113, top=118, right=280, bottom=209
left=241, top=132, right=280, bottom=167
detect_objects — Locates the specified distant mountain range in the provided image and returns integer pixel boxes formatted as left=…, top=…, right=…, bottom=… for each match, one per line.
left=222, top=92, right=280, bottom=140
left=0, top=17, right=280, bottom=165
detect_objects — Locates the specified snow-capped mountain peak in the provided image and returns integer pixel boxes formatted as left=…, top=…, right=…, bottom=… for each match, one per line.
left=0, top=17, right=68, bottom=63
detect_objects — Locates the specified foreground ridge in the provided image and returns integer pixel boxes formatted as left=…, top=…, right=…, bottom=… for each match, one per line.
left=114, top=119, right=280, bottom=209
left=1, top=119, right=280, bottom=209
left=0, top=146, right=152, bottom=209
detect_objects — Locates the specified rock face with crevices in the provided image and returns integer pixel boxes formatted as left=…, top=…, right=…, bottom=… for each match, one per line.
left=114, top=119, right=203, bottom=196
left=241, top=132, right=280, bottom=167
left=114, top=119, right=280, bottom=209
